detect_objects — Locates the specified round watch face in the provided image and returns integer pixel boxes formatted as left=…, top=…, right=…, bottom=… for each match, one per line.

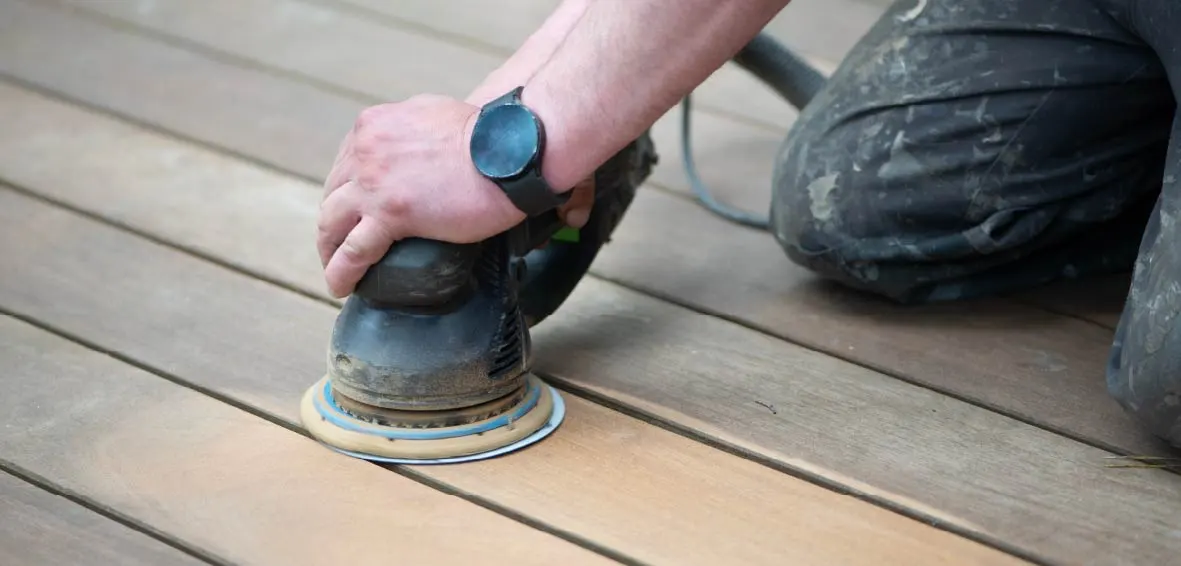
left=470, top=104, right=540, bottom=180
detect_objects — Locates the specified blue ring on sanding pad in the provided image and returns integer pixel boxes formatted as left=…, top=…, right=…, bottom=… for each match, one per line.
left=314, top=377, right=542, bottom=440
left=323, top=384, right=566, bottom=465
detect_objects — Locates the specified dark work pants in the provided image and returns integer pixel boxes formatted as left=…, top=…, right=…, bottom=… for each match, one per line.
left=771, top=0, right=1181, bottom=445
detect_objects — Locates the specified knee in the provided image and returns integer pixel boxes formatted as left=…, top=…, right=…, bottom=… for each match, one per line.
left=767, top=117, right=929, bottom=303
left=1107, top=308, right=1181, bottom=447
left=768, top=171, right=886, bottom=298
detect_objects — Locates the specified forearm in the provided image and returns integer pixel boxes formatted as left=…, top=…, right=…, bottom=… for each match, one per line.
left=521, top=0, right=791, bottom=191
left=465, top=0, right=590, bottom=106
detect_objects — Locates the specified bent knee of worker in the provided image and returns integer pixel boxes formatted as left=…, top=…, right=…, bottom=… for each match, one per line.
left=767, top=134, right=922, bottom=301
left=1107, top=322, right=1181, bottom=447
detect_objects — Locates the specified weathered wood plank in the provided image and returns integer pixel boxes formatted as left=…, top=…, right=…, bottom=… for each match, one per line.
left=2, top=85, right=1178, bottom=566
left=0, top=0, right=1149, bottom=456
left=0, top=313, right=612, bottom=566
left=0, top=472, right=209, bottom=566
left=0, top=185, right=1008, bottom=565
left=0, top=0, right=354, bottom=179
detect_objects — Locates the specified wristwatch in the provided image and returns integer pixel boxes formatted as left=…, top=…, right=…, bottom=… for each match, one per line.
left=469, top=86, right=570, bottom=216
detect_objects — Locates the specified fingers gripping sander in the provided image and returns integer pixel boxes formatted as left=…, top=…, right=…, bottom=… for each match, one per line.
left=301, top=134, right=657, bottom=463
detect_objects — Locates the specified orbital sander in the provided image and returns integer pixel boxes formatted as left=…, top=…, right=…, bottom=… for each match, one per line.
left=301, top=122, right=658, bottom=464
left=301, top=31, right=823, bottom=464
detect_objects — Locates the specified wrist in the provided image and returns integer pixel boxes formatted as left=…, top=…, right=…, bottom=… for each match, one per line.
left=461, top=108, right=528, bottom=221
left=465, top=88, right=575, bottom=216
left=519, top=81, right=594, bottom=194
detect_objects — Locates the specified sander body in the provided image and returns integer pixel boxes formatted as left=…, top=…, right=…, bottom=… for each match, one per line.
left=301, top=133, right=658, bottom=463
left=301, top=31, right=821, bottom=463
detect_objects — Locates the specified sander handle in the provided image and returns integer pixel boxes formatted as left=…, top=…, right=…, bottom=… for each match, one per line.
left=352, top=132, right=656, bottom=315
left=351, top=209, right=564, bottom=309
left=351, top=238, right=477, bottom=308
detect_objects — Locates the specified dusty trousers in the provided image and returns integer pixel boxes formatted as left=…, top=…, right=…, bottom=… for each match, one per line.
left=770, top=0, right=1181, bottom=445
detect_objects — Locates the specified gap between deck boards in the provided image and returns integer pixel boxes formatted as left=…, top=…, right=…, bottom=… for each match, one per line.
left=0, top=462, right=225, bottom=566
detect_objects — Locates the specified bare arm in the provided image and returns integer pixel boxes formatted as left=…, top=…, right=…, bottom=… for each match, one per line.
left=317, top=0, right=790, bottom=297
left=465, top=0, right=591, bottom=106
left=469, top=0, right=793, bottom=191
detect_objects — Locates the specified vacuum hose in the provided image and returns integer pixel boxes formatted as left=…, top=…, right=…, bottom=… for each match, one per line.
left=680, top=32, right=828, bottom=230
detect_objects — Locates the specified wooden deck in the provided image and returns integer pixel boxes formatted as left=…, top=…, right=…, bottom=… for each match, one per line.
left=1, top=0, right=1179, bottom=564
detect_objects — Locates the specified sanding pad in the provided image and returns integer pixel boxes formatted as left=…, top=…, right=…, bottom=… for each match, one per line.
left=300, top=373, right=565, bottom=464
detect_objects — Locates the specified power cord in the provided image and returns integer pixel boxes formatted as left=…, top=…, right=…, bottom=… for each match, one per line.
left=677, top=32, right=828, bottom=232
left=679, top=93, right=771, bottom=230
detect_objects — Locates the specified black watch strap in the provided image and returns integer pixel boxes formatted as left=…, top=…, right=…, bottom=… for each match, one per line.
left=482, top=87, right=570, bottom=216
left=501, top=167, right=570, bottom=216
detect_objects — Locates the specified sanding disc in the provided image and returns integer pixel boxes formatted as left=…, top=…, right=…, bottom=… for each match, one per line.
left=300, top=373, right=565, bottom=464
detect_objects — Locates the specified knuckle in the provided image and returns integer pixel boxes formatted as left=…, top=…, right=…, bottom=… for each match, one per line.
left=337, top=236, right=367, bottom=262
left=379, top=187, right=410, bottom=212
left=379, top=192, right=410, bottom=219
left=316, top=218, right=334, bottom=236
left=356, top=169, right=386, bottom=191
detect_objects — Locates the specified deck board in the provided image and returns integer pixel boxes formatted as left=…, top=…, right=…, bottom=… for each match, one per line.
left=0, top=187, right=1019, bottom=566
left=0, top=313, right=611, bottom=566
left=3, top=84, right=1180, bottom=566
left=0, top=471, right=209, bottom=566
left=5, top=0, right=1157, bottom=456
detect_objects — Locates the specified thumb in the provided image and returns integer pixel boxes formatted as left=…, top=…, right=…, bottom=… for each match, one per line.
left=558, top=176, right=595, bottom=229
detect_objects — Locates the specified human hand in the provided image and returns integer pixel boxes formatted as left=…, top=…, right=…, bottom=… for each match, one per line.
left=317, top=94, right=590, bottom=298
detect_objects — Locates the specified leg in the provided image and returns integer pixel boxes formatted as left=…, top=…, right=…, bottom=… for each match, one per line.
left=770, top=0, right=1173, bottom=303
left=1106, top=0, right=1181, bottom=446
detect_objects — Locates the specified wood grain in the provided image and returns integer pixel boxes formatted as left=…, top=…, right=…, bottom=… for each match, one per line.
left=0, top=0, right=1149, bottom=454
left=0, top=0, right=355, bottom=180
left=0, top=314, right=611, bottom=566
left=0, top=188, right=1011, bottom=565
left=2, top=87, right=1179, bottom=566
left=0, top=472, right=208, bottom=566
